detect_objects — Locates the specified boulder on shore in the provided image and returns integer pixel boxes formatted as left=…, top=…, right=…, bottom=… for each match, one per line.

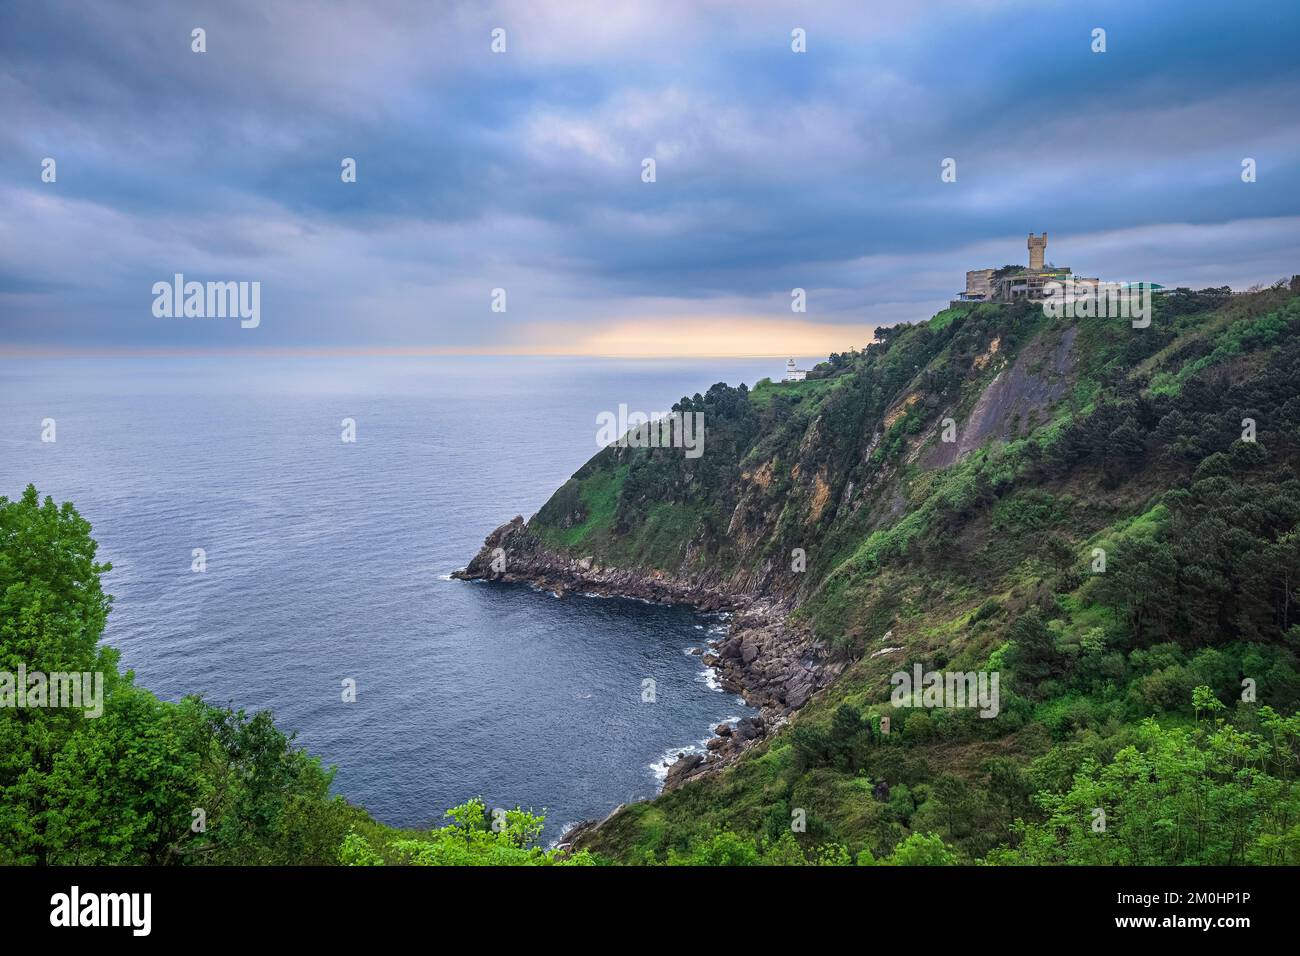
left=663, top=752, right=705, bottom=789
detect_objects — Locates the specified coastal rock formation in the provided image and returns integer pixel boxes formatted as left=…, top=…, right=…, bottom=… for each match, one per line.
left=456, top=516, right=736, bottom=609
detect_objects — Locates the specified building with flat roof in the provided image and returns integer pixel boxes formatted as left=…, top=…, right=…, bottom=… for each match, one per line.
left=952, top=233, right=1098, bottom=305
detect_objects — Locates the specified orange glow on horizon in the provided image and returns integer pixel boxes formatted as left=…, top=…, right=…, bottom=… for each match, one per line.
left=2, top=316, right=880, bottom=360
left=513, top=316, right=880, bottom=357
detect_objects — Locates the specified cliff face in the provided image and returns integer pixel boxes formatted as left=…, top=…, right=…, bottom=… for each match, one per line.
left=460, top=303, right=1068, bottom=596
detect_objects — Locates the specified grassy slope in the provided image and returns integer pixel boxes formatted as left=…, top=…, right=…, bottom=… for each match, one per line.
left=556, top=284, right=1300, bottom=863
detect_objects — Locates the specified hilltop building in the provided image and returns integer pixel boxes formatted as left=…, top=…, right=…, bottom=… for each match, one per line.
left=954, top=233, right=1099, bottom=305
left=782, top=358, right=807, bottom=382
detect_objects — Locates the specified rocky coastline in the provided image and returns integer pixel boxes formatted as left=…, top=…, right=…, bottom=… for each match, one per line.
left=453, top=516, right=847, bottom=796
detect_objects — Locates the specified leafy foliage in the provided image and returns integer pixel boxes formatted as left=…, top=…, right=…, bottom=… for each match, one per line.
left=0, top=485, right=594, bottom=866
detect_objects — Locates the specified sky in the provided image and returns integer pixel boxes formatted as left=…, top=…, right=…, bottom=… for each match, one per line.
left=1, top=0, right=1298, bottom=357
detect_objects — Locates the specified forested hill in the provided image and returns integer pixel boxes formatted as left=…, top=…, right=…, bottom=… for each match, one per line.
left=468, top=278, right=1300, bottom=865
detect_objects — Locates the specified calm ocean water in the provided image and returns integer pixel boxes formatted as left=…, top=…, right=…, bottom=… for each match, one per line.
left=0, top=355, right=792, bottom=837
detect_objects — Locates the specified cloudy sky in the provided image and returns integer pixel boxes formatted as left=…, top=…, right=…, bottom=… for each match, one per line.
left=2, top=0, right=1298, bottom=356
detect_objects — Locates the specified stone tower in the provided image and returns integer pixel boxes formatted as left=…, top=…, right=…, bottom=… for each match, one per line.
left=1028, top=232, right=1047, bottom=271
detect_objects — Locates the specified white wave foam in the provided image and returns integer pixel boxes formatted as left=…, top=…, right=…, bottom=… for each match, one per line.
left=695, top=665, right=723, bottom=692
left=649, top=743, right=702, bottom=782
left=549, top=822, right=581, bottom=850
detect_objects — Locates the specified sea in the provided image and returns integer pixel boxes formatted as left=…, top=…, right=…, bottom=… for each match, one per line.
left=0, top=354, right=798, bottom=838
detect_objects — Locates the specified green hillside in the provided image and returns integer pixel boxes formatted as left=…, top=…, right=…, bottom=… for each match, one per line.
left=516, top=281, right=1300, bottom=865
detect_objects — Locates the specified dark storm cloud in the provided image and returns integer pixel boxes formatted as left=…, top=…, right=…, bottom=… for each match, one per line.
left=1, top=0, right=1297, bottom=349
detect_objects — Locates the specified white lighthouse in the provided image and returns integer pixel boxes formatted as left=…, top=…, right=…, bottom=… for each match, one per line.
left=783, top=358, right=807, bottom=382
